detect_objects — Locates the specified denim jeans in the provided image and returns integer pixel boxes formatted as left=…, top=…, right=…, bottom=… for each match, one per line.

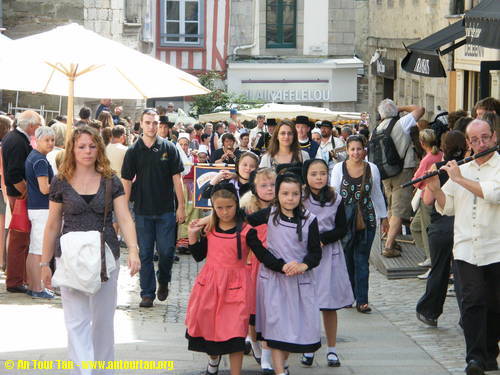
left=343, top=226, right=376, bottom=305
left=135, top=212, right=176, bottom=299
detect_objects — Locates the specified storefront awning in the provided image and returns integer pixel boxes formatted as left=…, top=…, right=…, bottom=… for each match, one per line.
left=401, top=21, right=465, bottom=77
left=464, top=0, right=500, bottom=50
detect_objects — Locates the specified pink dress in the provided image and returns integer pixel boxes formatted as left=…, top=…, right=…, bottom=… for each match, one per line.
left=185, top=225, right=252, bottom=355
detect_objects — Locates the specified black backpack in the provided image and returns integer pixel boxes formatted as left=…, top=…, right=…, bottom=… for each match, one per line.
left=368, top=116, right=405, bottom=180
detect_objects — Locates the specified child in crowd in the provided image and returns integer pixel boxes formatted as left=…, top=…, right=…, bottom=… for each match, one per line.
left=186, top=183, right=252, bottom=375
left=239, top=168, right=277, bottom=373
left=246, top=173, right=322, bottom=375
left=202, top=152, right=259, bottom=199
left=301, top=159, right=354, bottom=367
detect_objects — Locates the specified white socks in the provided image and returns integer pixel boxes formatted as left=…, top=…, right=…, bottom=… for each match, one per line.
left=328, top=346, right=337, bottom=354
left=303, top=352, right=314, bottom=358
left=207, top=356, right=220, bottom=374
left=250, top=340, right=262, bottom=358
left=261, top=348, right=273, bottom=369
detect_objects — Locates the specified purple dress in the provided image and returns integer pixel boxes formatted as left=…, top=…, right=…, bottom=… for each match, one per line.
left=303, top=194, right=354, bottom=310
left=255, top=207, right=321, bottom=353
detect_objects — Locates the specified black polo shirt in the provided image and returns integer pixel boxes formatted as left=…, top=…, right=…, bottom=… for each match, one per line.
left=121, top=136, right=184, bottom=216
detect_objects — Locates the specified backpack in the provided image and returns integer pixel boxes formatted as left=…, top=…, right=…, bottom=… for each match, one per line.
left=368, top=116, right=404, bottom=180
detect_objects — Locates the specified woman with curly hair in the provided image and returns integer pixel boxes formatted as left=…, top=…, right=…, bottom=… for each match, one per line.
left=41, top=126, right=140, bottom=372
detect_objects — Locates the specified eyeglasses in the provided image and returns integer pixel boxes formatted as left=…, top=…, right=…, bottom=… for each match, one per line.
left=469, top=135, right=492, bottom=146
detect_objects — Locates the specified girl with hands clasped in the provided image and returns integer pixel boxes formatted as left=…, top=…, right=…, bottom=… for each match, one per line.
left=246, top=173, right=322, bottom=375
left=301, top=159, right=354, bottom=368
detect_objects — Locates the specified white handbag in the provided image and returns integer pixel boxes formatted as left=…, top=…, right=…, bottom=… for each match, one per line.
left=52, top=231, right=116, bottom=295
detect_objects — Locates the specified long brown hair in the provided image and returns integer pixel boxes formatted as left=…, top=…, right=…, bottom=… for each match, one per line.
left=266, top=120, right=302, bottom=162
left=206, top=188, right=239, bottom=233
left=58, top=126, right=114, bottom=181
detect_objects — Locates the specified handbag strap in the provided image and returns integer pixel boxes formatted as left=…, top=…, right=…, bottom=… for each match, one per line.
left=100, top=178, right=113, bottom=282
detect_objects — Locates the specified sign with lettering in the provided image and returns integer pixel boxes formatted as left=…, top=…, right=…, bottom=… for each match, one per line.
left=401, top=51, right=446, bottom=78
left=243, top=88, right=332, bottom=102
left=370, top=57, right=397, bottom=80
left=193, top=166, right=235, bottom=208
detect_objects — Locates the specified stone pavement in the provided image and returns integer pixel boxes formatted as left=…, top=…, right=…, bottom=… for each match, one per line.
left=0, top=251, right=498, bottom=375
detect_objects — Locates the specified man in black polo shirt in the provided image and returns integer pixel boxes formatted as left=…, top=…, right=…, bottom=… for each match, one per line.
left=121, top=109, right=185, bottom=308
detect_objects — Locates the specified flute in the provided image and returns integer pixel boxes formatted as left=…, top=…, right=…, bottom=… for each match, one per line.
left=400, top=145, right=499, bottom=188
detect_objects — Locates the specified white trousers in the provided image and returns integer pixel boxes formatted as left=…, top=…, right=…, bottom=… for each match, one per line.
left=59, top=258, right=119, bottom=375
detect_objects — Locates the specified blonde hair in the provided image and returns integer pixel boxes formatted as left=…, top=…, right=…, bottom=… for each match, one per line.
left=205, top=188, right=239, bottom=233
left=58, top=126, right=114, bottom=181
left=240, top=168, right=276, bottom=214
left=419, top=128, right=439, bottom=155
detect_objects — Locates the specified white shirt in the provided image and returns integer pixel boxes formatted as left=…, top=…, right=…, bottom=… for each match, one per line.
left=250, top=125, right=266, bottom=148
left=105, top=143, right=128, bottom=178
left=316, top=136, right=346, bottom=173
left=330, top=161, right=388, bottom=220
left=436, top=152, right=500, bottom=266
left=376, top=113, right=417, bottom=168
left=46, top=147, right=63, bottom=175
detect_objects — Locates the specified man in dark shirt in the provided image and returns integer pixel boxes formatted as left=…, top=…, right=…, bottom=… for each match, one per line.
left=2, top=110, right=42, bottom=293
left=121, top=109, right=185, bottom=308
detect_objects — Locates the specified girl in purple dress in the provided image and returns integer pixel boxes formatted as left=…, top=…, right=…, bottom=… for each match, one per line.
left=301, top=159, right=354, bottom=368
left=246, top=173, right=322, bottom=375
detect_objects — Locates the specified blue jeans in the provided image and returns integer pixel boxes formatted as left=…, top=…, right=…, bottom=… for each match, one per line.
left=343, top=226, right=376, bottom=305
left=135, top=212, right=176, bottom=299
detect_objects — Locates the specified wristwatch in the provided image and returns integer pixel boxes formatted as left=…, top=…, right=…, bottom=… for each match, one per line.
left=39, top=262, right=50, bottom=267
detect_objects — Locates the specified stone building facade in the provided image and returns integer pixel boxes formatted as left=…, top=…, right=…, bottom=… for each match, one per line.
left=363, top=0, right=463, bottom=124
left=227, top=0, right=364, bottom=112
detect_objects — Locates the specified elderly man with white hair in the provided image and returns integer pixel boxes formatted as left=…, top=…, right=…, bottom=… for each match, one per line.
left=426, top=118, right=499, bottom=375
left=2, top=110, right=43, bottom=293
left=373, top=99, right=425, bottom=258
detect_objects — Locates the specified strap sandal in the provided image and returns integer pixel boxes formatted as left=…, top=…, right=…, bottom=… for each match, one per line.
left=327, top=352, right=341, bottom=367
left=300, top=354, right=314, bottom=366
left=206, top=356, right=221, bottom=375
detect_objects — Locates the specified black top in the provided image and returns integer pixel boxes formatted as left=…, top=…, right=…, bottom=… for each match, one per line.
left=121, top=136, right=184, bottom=215
left=210, top=147, right=241, bottom=164
left=1, top=129, right=32, bottom=196
left=246, top=206, right=322, bottom=270
left=49, top=175, right=125, bottom=259
left=309, top=192, right=348, bottom=244
left=80, top=194, right=96, bottom=204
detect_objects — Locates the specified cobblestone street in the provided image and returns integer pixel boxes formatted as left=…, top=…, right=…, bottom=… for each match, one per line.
left=0, top=250, right=498, bottom=375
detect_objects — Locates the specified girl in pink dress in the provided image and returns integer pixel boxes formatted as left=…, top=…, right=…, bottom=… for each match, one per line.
left=186, top=183, right=251, bottom=375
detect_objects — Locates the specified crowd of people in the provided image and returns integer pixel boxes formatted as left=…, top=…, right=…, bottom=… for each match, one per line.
left=0, top=96, right=498, bottom=375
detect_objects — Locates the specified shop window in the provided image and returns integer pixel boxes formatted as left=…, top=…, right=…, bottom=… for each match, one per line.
left=266, top=0, right=297, bottom=48
left=160, top=0, right=203, bottom=47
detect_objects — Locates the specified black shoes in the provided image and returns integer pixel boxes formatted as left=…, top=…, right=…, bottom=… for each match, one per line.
left=300, top=354, right=314, bottom=366
left=416, top=312, right=438, bottom=327
left=327, top=352, right=341, bottom=367
left=465, top=360, right=484, bottom=375
left=157, top=284, right=169, bottom=301
left=7, top=285, right=27, bottom=293
left=139, top=296, right=154, bottom=308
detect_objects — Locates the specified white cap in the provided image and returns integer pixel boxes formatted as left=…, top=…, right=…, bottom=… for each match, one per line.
left=178, top=132, right=190, bottom=141
left=198, top=144, right=209, bottom=155
left=311, top=128, right=321, bottom=135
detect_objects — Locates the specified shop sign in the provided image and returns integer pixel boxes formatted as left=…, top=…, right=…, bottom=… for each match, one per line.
left=371, top=57, right=397, bottom=80
left=242, top=88, right=332, bottom=102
